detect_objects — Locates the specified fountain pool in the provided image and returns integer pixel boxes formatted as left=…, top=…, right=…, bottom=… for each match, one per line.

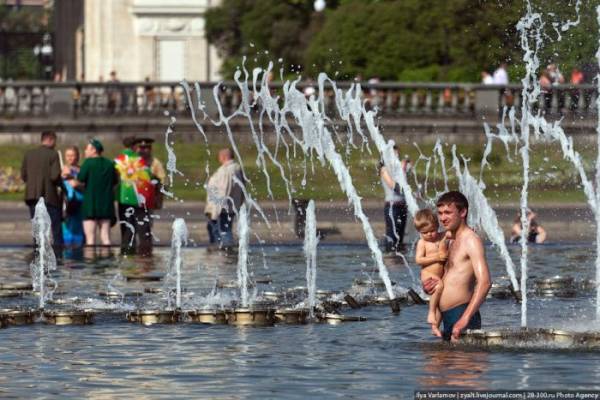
left=0, top=243, right=598, bottom=397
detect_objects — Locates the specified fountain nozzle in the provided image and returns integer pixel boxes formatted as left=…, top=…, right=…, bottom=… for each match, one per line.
left=509, top=285, right=522, bottom=303
left=407, top=288, right=427, bottom=305
left=344, top=294, right=361, bottom=309
left=389, top=298, right=401, bottom=314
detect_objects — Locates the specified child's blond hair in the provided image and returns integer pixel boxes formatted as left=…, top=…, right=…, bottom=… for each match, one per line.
left=414, top=208, right=438, bottom=232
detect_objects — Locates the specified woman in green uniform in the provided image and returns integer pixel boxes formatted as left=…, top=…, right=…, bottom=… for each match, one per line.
left=77, top=139, right=118, bottom=246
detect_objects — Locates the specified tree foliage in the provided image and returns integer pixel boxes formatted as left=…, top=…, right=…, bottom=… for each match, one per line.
left=205, top=0, right=600, bottom=82
left=0, top=5, right=52, bottom=80
left=205, top=0, right=320, bottom=77
left=0, top=4, right=50, bottom=32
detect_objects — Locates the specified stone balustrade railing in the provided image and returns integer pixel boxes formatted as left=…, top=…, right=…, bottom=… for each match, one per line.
left=0, top=81, right=597, bottom=119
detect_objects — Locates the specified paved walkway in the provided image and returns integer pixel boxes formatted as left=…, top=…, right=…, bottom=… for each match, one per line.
left=0, top=200, right=593, bottom=246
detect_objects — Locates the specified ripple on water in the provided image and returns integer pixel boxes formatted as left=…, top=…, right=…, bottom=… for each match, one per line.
left=0, top=244, right=598, bottom=397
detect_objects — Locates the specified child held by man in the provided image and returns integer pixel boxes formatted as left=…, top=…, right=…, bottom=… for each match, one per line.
left=414, top=209, right=449, bottom=337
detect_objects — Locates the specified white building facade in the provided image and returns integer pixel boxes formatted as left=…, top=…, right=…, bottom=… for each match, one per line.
left=83, top=0, right=221, bottom=82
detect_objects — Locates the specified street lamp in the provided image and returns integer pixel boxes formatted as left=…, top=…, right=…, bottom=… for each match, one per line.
left=314, top=0, right=326, bottom=12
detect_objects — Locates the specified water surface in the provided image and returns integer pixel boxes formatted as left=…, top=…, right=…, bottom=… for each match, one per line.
left=0, top=244, right=598, bottom=398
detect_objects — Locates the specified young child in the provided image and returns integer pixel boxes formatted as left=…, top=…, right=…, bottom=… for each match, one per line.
left=414, top=208, right=448, bottom=337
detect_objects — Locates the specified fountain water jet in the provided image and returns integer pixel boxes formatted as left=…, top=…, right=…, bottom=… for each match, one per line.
left=515, top=3, right=546, bottom=328
left=190, top=66, right=400, bottom=301
left=237, top=204, right=250, bottom=307
left=30, top=198, right=57, bottom=310
left=304, top=200, right=318, bottom=318
left=167, top=218, right=188, bottom=309
left=450, top=146, right=520, bottom=298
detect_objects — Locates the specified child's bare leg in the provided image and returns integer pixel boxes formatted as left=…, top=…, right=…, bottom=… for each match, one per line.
left=427, top=280, right=444, bottom=337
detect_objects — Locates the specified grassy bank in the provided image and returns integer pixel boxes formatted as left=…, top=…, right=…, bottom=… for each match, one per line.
left=0, top=138, right=593, bottom=205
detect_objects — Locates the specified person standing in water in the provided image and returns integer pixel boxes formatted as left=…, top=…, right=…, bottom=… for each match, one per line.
left=379, top=144, right=410, bottom=252
left=115, top=135, right=158, bottom=255
left=423, top=191, right=491, bottom=342
left=414, top=209, right=449, bottom=337
left=76, top=139, right=119, bottom=246
left=510, top=208, right=547, bottom=244
left=205, top=148, right=245, bottom=248
left=21, top=130, right=63, bottom=251
left=132, top=137, right=165, bottom=256
left=61, top=146, right=84, bottom=246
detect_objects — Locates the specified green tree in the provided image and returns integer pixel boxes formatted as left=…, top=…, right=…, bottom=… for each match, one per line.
left=206, top=0, right=600, bottom=83
left=0, top=4, right=52, bottom=80
left=532, top=0, right=600, bottom=78
left=305, top=0, right=524, bottom=82
left=205, top=0, right=320, bottom=78
left=305, top=1, right=436, bottom=80
left=0, top=4, right=50, bottom=32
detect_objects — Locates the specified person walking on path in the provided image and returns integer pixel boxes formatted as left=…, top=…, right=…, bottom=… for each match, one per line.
left=61, top=146, right=84, bottom=247
left=379, top=145, right=410, bottom=252
left=205, top=148, right=245, bottom=248
left=76, top=139, right=118, bottom=246
left=20, top=130, right=63, bottom=250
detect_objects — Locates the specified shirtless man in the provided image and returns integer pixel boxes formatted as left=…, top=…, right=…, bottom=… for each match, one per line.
left=423, top=191, right=492, bottom=342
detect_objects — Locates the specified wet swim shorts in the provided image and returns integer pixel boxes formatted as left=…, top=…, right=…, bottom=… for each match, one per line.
left=441, top=303, right=481, bottom=341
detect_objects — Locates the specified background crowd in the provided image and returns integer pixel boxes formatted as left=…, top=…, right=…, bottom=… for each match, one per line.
left=20, top=131, right=165, bottom=256
left=481, top=61, right=599, bottom=113
left=20, top=130, right=251, bottom=257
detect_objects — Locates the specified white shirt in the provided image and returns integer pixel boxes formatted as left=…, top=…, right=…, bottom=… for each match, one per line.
left=483, top=75, right=494, bottom=84
left=493, top=67, right=509, bottom=84
left=205, top=160, right=245, bottom=219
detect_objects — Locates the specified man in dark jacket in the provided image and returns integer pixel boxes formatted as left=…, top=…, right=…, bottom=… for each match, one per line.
left=21, top=131, right=63, bottom=249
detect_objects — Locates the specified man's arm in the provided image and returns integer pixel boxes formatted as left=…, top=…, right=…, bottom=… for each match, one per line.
left=510, top=223, right=522, bottom=237
left=536, top=226, right=547, bottom=243
left=423, top=277, right=440, bottom=295
left=73, top=161, right=87, bottom=189
left=380, top=166, right=395, bottom=190
left=49, top=151, right=61, bottom=184
left=451, top=233, right=491, bottom=341
left=113, top=165, right=120, bottom=188
left=152, top=158, right=166, bottom=182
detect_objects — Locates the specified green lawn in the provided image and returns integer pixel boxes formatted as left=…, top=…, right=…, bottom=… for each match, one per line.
left=1, top=138, right=595, bottom=205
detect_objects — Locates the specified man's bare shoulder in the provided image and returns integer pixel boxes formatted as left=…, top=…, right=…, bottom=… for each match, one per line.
left=459, top=227, right=484, bottom=248
left=464, top=227, right=482, bottom=240
left=462, top=227, right=486, bottom=255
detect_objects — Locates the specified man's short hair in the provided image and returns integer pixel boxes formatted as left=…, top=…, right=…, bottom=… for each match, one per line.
left=122, top=136, right=137, bottom=148
left=436, top=191, right=469, bottom=212
left=414, top=208, right=438, bottom=231
left=41, top=131, right=56, bottom=142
